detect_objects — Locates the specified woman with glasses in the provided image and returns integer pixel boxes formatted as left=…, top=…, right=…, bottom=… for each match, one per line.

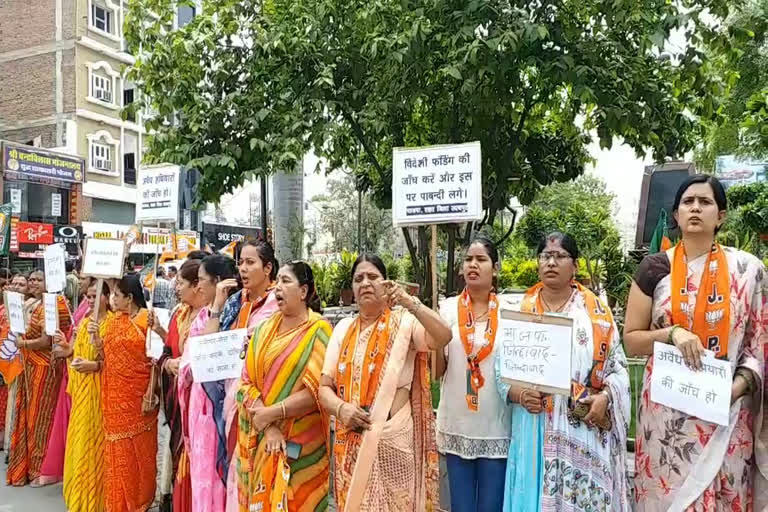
left=625, top=175, right=767, bottom=511
left=236, top=261, right=331, bottom=511
left=319, top=253, right=450, bottom=511
left=497, top=231, right=631, bottom=511
left=437, top=236, right=511, bottom=512
left=6, top=269, right=72, bottom=487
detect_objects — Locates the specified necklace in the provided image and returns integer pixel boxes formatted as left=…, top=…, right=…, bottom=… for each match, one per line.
left=541, top=289, right=574, bottom=313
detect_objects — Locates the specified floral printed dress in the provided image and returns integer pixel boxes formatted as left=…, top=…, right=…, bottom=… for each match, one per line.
left=633, top=247, right=767, bottom=511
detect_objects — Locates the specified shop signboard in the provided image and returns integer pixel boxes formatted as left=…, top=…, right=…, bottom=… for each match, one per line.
left=82, top=222, right=199, bottom=255
left=16, top=222, right=54, bottom=245
left=1, top=141, right=85, bottom=183
left=201, top=222, right=262, bottom=251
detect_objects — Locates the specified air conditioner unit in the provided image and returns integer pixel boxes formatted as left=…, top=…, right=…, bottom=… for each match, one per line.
left=95, top=159, right=111, bottom=171
left=95, top=89, right=112, bottom=102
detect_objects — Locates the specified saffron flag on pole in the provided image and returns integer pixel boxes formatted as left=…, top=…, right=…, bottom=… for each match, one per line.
left=649, top=209, right=672, bottom=253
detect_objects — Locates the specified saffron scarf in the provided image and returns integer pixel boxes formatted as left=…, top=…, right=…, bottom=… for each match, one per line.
left=336, top=309, right=392, bottom=408
left=457, top=289, right=499, bottom=410
left=236, top=311, right=330, bottom=512
left=521, top=282, right=614, bottom=406
left=670, top=242, right=730, bottom=358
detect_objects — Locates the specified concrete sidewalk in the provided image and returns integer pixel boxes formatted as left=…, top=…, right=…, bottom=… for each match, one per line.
left=0, top=456, right=65, bottom=511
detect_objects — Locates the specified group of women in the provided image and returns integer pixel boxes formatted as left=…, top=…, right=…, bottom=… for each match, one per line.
left=4, top=173, right=768, bottom=512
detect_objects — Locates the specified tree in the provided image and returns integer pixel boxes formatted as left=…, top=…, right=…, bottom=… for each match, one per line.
left=515, top=175, right=620, bottom=293
left=695, top=0, right=768, bottom=171
left=718, top=181, right=768, bottom=256
left=126, top=0, right=737, bottom=298
left=311, top=175, right=395, bottom=254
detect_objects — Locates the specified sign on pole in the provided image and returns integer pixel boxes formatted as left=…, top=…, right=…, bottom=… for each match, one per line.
left=82, top=238, right=127, bottom=279
left=135, top=164, right=181, bottom=223
left=497, top=309, right=573, bottom=395
left=650, top=342, right=732, bottom=426
left=4, top=291, right=26, bottom=335
left=44, top=243, right=67, bottom=293
left=186, top=329, right=248, bottom=382
left=43, top=293, right=59, bottom=336
left=391, top=141, right=483, bottom=227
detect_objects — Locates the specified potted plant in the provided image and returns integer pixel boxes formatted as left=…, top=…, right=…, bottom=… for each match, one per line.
left=336, top=249, right=357, bottom=306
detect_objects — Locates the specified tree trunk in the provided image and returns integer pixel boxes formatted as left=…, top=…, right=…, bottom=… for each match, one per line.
left=402, top=227, right=423, bottom=285
left=418, top=226, right=433, bottom=307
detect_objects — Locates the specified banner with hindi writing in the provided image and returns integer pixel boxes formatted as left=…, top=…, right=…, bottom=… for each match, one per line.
left=650, top=342, right=732, bottom=426
left=391, top=141, right=482, bottom=227
left=186, top=329, right=248, bottom=383
left=497, top=310, right=573, bottom=395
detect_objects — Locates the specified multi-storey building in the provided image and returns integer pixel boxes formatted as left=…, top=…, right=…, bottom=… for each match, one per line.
left=0, top=0, right=198, bottom=226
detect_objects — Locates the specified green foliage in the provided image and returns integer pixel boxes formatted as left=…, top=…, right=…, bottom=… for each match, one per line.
left=513, top=261, right=540, bottom=289
left=311, top=260, right=340, bottom=307
left=515, top=175, right=621, bottom=293
left=380, top=253, right=401, bottom=282
left=498, top=260, right=517, bottom=291
left=334, top=249, right=358, bottom=290
left=717, top=182, right=768, bottom=256
left=126, top=0, right=735, bottom=218
left=399, top=254, right=417, bottom=283
left=311, top=175, right=395, bottom=254
left=695, top=0, right=768, bottom=170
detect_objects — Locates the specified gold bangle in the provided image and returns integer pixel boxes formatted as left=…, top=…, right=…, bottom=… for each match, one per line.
left=280, top=401, right=286, bottom=420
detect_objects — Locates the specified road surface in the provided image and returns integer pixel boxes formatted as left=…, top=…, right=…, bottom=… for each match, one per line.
left=0, top=457, right=65, bottom=511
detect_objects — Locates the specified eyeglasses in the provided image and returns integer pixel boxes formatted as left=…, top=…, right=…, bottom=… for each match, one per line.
left=537, top=252, right=573, bottom=263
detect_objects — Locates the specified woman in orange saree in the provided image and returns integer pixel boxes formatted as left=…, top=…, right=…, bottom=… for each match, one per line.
left=95, top=274, right=158, bottom=512
left=7, top=269, right=71, bottom=486
left=235, top=261, right=330, bottom=512
left=318, top=254, right=452, bottom=512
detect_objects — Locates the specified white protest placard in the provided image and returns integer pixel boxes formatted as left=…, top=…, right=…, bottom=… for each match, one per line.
left=498, top=309, right=573, bottom=395
left=186, top=328, right=248, bottom=383
left=650, top=342, right=732, bottom=426
left=43, top=293, right=59, bottom=336
left=147, top=308, right=171, bottom=359
left=51, top=192, right=62, bottom=217
left=44, top=243, right=67, bottom=293
left=136, top=164, right=180, bottom=223
left=82, top=238, right=126, bottom=278
left=4, top=291, right=26, bottom=335
left=392, top=141, right=482, bottom=227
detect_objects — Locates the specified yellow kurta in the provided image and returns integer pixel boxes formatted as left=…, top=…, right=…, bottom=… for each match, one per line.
left=63, top=312, right=112, bottom=512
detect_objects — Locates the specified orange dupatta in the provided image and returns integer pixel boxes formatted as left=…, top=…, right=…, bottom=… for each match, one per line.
left=670, top=243, right=730, bottom=358
left=457, top=289, right=499, bottom=411
left=521, top=282, right=614, bottom=406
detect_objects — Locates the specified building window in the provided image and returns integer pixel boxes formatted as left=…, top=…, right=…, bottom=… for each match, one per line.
left=92, top=143, right=112, bottom=172
left=92, top=4, right=112, bottom=33
left=92, top=73, right=112, bottom=103
left=86, top=61, right=120, bottom=109
left=87, top=130, right=120, bottom=177
left=124, top=153, right=136, bottom=185
left=88, top=0, right=120, bottom=40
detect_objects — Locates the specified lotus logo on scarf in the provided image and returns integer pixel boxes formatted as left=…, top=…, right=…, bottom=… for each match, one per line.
left=706, top=309, right=724, bottom=326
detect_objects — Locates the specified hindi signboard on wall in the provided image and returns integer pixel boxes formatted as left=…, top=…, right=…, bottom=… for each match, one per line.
left=186, top=329, right=248, bottom=383
left=1, top=141, right=85, bottom=183
left=650, top=342, right=732, bottom=426
left=135, top=164, right=181, bottom=223
left=391, top=141, right=483, bottom=227
left=82, top=238, right=126, bottom=279
left=497, top=309, right=573, bottom=395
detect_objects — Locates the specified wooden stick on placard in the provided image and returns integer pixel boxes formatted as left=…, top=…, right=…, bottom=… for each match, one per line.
left=430, top=224, right=438, bottom=377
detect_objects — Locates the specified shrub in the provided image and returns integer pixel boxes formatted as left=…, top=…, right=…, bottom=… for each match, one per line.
left=513, top=260, right=540, bottom=288
left=498, top=260, right=517, bottom=291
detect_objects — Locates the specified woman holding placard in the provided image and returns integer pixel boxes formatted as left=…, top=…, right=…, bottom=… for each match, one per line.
left=237, top=261, right=333, bottom=511
left=96, top=274, right=157, bottom=511
left=495, top=232, right=631, bottom=511
left=55, top=279, right=112, bottom=511
left=625, top=175, right=767, bottom=511
left=204, top=240, right=279, bottom=510
left=151, top=256, right=205, bottom=512
left=436, top=236, right=511, bottom=512
left=319, top=253, right=449, bottom=511
left=6, top=269, right=71, bottom=487
left=177, top=254, right=240, bottom=512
